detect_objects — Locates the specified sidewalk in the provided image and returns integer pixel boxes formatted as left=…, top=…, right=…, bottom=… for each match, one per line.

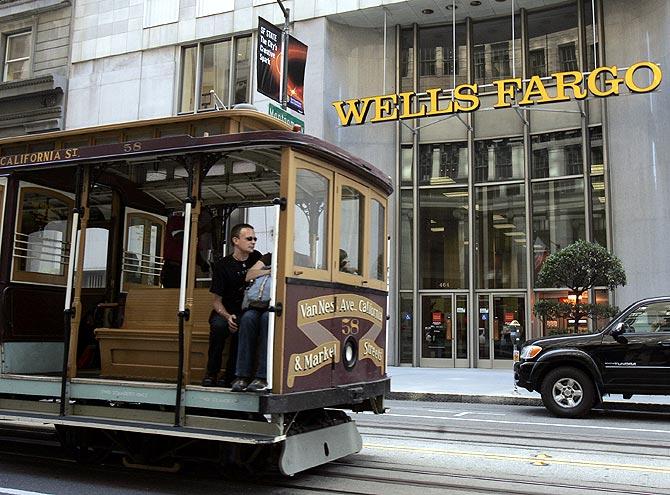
left=386, top=366, right=670, bottom=410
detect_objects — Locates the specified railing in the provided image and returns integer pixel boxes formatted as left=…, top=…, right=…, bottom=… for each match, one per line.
left=13, top=231, right=70, bottom=275
left=122, top=250, right=164, bottom=286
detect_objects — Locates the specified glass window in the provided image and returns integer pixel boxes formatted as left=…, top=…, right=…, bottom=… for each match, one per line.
left=418, top=142, right=468, bottom=186
left=527, top=3, right=580, bottom=76
left=4, top=31, right=31, bottom=82
left=531, top=129, right=583, bottom=179
left=124, top=214, right=164, bottom=287
left=401, top=146, right=413, bottom=186
left=179, top=36, right=251, bottom=112
left=369, top=199, right=385, bottom=281
left=584, top=0, right=599, bottom=70
left=589, top=126, right=607, bottom=247
left=532, top=178, right=586, bottom=279
left=339, top=185, right=364, bottom=276
left=473, top=15, right=521, bottom=87
left=419, top=188, right=469, bottom=289
left=14, top=189, right=72, bottom=281
left=398, top=293, right=414, bottom=364
left=399, top=190, right=413, bottom=290
left=421, top=295, right=453, bottom=359
left=294, top=169, right=329, bottom=270
left=474, top=137, right=524, bottom=182
left=82, top=228, right=109, bottom=288
left=418, top=24, right=467, bottom=92
left=475, top=184, right=527, bottom=289
left=622, top=301, right=670, bottom=334
left=400, top=28, right=414, bottom=92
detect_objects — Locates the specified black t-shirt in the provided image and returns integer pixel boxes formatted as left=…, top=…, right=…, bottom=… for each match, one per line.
left=210, top=250, right=262, bottom=316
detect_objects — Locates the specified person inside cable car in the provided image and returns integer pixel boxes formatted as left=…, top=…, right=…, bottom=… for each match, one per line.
left=231, top=252, right=272, bottom=393
left=201, top=223, right=262, bottom=387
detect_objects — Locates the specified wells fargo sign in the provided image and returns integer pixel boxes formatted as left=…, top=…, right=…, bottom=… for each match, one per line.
left=332, top=61, right=662, bottom=126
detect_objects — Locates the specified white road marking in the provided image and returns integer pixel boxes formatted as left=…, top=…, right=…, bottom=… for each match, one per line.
left=453, top=411, right=505, bottom=417
left=0, top=488, right=54, bottom=495
left=383, top=413, right=670, bottom=434
left=388, top=406, right=506, bottom=416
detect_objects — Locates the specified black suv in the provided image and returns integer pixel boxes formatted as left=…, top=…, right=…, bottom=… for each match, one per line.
left=515, top=297, right=670, bottom=417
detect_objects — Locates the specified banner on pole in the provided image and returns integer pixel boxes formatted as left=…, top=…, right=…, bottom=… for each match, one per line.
left=286, top=35, right=308, bottom=114
left=256, top=17, right=282, bottom=103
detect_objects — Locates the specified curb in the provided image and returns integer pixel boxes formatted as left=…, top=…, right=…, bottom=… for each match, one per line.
left=387, top=391, right=670, bottom=413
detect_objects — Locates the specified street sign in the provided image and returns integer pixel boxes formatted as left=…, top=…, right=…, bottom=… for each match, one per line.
left=269, top=103, right=304, bottom=132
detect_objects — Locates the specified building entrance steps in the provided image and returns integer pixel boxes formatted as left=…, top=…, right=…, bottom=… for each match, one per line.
left=386, top=367, right=670, bottom=411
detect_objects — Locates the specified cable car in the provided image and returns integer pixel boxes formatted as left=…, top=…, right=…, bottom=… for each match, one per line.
left=0, top=108, right=391, bottom=475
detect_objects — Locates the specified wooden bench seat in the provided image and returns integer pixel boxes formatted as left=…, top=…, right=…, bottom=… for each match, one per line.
left=94, top=287, right=214, bottom=383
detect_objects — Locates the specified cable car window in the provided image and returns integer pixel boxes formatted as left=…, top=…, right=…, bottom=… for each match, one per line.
left=124, top=213, right=164, bottom=287
left=369, top=198, right=385, bottom=281
left=294, top=169, right=329, bottom=270
left=14, top=188, right=73, bottom=283
left=339, top=185, right=364, bottom=276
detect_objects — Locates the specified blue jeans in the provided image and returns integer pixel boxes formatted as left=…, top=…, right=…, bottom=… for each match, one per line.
left=235, top=309, right=269, bottom=380
left=205, top=313, right=238, bottom=384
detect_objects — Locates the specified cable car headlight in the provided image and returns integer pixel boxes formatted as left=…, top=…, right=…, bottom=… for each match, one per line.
left=520, top=345, right=542, bottom=360
left=342, top=336, right=358, bottom=371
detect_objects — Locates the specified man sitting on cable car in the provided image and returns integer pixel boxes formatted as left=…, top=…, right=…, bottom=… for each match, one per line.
left=202, top=223, right=262, bottom=387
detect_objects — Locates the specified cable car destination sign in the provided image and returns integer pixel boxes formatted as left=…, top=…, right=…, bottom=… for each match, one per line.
left=332, top=61, right=662, bottom=126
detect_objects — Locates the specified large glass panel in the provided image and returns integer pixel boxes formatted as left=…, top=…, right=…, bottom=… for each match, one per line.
left=399, top=293, right=414, bottom=364
left=124, top=215, right=163, bottom=287
left=532, top=178, right=586, bottom=279
left=83, top=228, right=109, bottom=288
left=474, top=137, right=524, bottom=182
left=294, top=169, right=329, bottom=270
left=473, top=15, right=521, bottom=87
left=401, top=146, right=413, bottom=186
left=584, top=0, right=599, bottom=71
left=456, top=294, right=468, bottom=359
left=421, top=295, right=453, bottom=359
left=400, top=28, right=414, bottom=92
left=589, top=126, right=607, bottom=247
left=531, top=129, right=583, bottom=179
left=418, top=24, right=466, bottom=92
left=419, top=188, right=468, bottom=289
left=17, top=191, right=71, bottom=277
left=534, top=290, right=593, bottom=336
left=527, top=3, right=580, bottom=77
left=4, top=32, right=31, bottom=82
left=200, top=40, right=231, bottom=110
left=399, top=190, right=413, bottom=290
left=418, top=141, right=468, bottom=186
left=232, top=36, right=251, bottom=105
left=179, top=46, right=197, bottom=113
left=492, top=296, right=525, bottom=360
left=339, top=186, right=364, bottom=276
left=478, top=295, right=490, bottom=360
left=369, top=199, right=385, bottom=281
left=475, top=184, right=527, bottom=289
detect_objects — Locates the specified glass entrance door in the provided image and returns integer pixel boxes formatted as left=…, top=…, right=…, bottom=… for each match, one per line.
left=477, top=294, right=526, bottom=368
left=420, top=294, right=469, bottom=367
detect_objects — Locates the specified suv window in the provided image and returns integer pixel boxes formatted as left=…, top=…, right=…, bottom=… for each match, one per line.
left=621, top=302, right=670, bottom=333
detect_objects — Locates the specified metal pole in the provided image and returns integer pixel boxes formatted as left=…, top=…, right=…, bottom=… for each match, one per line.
left=265, top=204, right=281, bottom=390
left=276, top=0, right=290, bottom=109
left=175, top=200, right=192, bottom=427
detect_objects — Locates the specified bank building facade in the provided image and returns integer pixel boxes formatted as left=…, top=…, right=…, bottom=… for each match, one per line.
left=1, top=0, right=667, bottom=368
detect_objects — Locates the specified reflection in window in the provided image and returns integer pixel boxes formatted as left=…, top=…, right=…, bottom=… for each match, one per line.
left=622, top=302, right=670, bottom=333
left=419, top=142, right=468, bottom=185
left=16, top=190, right=72, bottom=278
left=401, top=146, right=413, bottom=186
left=339, top=186, right=364, bottom=276
left=294, top=169, right=329, bottom=270
left=531, top=129, right=583, bottom=178
left=419, top=188, right=469, bottom=289
left=369, top=199, right=385, bottom=281
left=4, top=31, right=31, bottom=82
left=474, top=137, right=524, bottom=182
left=473, top=15, right=521, bottom=86
left=527, top=3, right=579, bottom=76
left=584, top=1, right=599, bottom=70
left=399, top=28, right=414, bottom=92
left=200, top=40, right=231, bottom=110
left=399, top=293, right=414, bottom=364
left=418, top=24, right=467, bottom=91
left=399, top=190, right=413, bottom=290
left=475, top=185, right=527, bottom=289
left=125, top=215, right=163, bottom=286
left=532, top=178, right=586, bottom=279
left=589, top=126, right=607, bottom=247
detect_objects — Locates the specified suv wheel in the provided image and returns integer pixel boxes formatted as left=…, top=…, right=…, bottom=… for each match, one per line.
left=540, top=367, right=595, bottom=418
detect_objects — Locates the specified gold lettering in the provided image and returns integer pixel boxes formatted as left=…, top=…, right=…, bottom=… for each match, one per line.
left=519, top=76, right=552, bottom=105
left=370, top=94, right=398, bottom=123
left=625, top=61, right=662, bottom=93
left=331, top=97, right=375, bottom=126
left=425, top=88, right=455, bottom=116
left=553, top=70, right=587, bottom=102
left=398, top=91, right=427, bottom=120
left=453, top=83, right=480, bottom=112
left=587, top=66, right=623, bottom=97
left=493, top=78, right=522, bottom=108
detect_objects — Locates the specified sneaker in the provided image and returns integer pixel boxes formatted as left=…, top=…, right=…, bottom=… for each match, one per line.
left=216, top=378, right=231, bottom=388
left=246, top=378, right=268, bottom=392
left=201, top=375, right=216, bottom=387
left=230, top=377, right=250, bottom=392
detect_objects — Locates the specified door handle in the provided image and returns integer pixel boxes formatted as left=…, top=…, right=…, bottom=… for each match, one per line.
left=658, top=341, right=670, bottom=347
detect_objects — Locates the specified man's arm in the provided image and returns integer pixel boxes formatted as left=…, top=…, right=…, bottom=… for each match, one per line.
left=212, top=293, right=238, bottom=331
left=246, top=259, right=270, bottom=281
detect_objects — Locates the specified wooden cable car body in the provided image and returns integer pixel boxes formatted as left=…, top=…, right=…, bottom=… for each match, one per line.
left=0, top=109, right=391, bottom=475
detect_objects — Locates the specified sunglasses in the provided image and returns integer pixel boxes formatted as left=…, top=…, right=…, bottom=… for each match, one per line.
left=243, top=236, right=257, bottom=241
